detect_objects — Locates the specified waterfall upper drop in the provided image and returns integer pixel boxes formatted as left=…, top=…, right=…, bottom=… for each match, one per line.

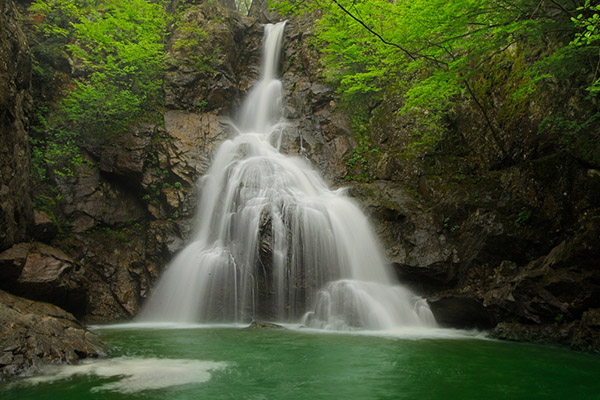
left=139, top=22, right=436, bottom=330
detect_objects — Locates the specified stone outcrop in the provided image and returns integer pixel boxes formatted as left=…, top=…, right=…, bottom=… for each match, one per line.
left=164, top=1, right=261, bottom=112
left=0, top=0, right=33, bottom=251
left=0, top=242, right=87, bottom=318
left=31, top=210, right=58, bottom=243
left=274, top=10, right=354, bottom=185
left=0, top=0, right=108, bottom=382
left=571, top=309, right=600, bottom=352
left=14, top=0, right=265, bottom=322
left=0, top=290, right=106, bottom=380
left=492, top=309, right=600, bottom=352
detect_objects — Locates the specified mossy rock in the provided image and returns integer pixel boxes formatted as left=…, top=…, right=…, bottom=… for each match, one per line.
left=572, top=132, right=600, bottom=168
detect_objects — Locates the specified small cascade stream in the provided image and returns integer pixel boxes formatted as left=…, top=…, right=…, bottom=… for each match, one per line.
left=139, top=22, right=436, bottom=330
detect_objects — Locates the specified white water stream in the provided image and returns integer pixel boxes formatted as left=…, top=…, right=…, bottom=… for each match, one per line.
left=139, top=22, right=436, bottom=330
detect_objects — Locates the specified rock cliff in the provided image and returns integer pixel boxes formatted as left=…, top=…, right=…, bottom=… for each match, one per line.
left=0, top=0, right=106, bottom=380
left=2, top=0, right=597, bottom=356
left=0, top=0, right=33, bottom=251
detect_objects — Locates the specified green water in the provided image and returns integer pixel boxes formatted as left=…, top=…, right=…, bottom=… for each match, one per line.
left=2, top=326, right=599, bottom=399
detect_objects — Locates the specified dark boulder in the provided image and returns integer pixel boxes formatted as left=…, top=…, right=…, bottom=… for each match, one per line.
left=428, top=296, right=495, bottom=329
left=31, top=210, right=58, bottom=243
left=0, top=242, right=87, bottom=318
left=571, top=309, right=600, bottom=352
left=490, top=321, right=576, bottom=345
left=0, top=290, right=106, bottom=380
left=246, top=321, right=285, bottom=330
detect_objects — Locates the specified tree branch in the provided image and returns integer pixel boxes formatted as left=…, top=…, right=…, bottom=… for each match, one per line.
left=548, top=0, right=575, bottom=17
left=328, top=0, right=417, bottom=61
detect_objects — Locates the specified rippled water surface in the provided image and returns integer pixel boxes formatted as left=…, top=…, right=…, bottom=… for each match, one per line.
left=2, top=326, right=600, bottom=399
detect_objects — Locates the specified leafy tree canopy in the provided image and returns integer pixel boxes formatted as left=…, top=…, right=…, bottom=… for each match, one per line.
left=27, top=0, right=167, bottom=179
left=273, top=0, right=600, bottom=155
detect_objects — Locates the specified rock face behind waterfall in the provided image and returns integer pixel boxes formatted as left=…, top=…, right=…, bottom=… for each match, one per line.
left=5, top=0, right=596, bottom=350
left=15, top=0, right=354, bottom=325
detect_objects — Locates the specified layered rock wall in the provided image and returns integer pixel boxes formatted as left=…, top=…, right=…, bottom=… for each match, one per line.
left=0, top=0, right=33, bottom=251
left=0, top=0, right=106, bottom=380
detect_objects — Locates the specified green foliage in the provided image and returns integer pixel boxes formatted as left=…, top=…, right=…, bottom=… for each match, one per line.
left=443, top=217, right=460, bottom=232
left=274, top=0, right=599, bottom=155
left=169, top=4, right=219, bottom=80
left=571, top=1, right=600, bottom=93
left=64, top=0, right=167, bottom=137
left=98, top=219, right=144, bottom=243
left=29, top=100, right=84, bottom=180
left=344, top=102, right=380, bottom=182
left=235, top=0, right=253, bottom=15
left=516, top=207, right=532, bottom=225
left=27, top=0, right=167, bottom=181
left=33, top=189, right=72, bottom=234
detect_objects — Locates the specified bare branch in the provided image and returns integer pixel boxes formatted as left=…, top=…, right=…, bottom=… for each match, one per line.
left=328, top=0, right=417, bottom=61
left=548, top=0, right=575, bottom=17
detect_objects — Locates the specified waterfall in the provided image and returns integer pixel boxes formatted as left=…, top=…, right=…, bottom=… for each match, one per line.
left=139, top=22, right=436, bottom=330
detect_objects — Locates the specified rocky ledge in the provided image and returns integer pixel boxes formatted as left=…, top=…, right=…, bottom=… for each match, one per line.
left=0, top=290, right=106, bottom=380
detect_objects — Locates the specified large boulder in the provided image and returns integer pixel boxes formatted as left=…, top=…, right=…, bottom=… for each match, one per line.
left=0, top=242, right=87, bottom=318
left=31, top=210, right=58, bottom=243
left=571, top=309, right=600, bottom=352
left=55, top=157, right=146, bottom=234
left=482, top=216, right=600, bottom=325
left=0, top=290, right=106, bottom=380
left=58, top=231, right=154, bottom=323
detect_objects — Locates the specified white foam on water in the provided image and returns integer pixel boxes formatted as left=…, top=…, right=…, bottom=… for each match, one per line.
left=90, top=322, right=487, bottom=341
left=89, top=322, right=248, bottom=330
left=281, top=324, right=490, bottom=340
left=22, top=357, right=227, bottom=394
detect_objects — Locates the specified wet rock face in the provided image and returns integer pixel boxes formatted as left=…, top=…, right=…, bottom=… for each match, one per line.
left=365, top=135, right=600, bottom=349
left=31, top=210, right=58, bottom=243
left=492, top=309, right=600, bottom=352
left=0, top=290, right=106, bottom=380
left=427, top=296, right=494, bottom=329
left=339, top=40, right=600, bottom=346
left=571, top=309, right=600, bottom=352
left=55, top=158, right=146, bottom=234
left=0, top=0, right=33, bottom=251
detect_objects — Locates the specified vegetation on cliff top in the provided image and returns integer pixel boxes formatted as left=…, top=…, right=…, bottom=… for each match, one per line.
left=27, top=0, right=167, bottom=180
left=274, top=0, right=600, bottom=162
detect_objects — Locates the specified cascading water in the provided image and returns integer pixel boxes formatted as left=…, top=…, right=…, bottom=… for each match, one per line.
left=139, top=22, right=436, bottom=330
